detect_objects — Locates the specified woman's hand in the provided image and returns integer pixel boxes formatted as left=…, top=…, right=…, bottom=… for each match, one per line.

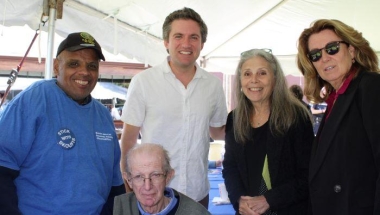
left=238, top=195, right=270, bottom=215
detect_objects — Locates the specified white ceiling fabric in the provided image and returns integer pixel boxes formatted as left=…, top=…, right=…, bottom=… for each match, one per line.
left=1, top=0, right=379, bottom=77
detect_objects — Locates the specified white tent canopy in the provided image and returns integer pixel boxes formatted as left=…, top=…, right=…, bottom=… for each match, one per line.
left=91, top=82, right=127, bottom=100
left=0, top=77, right=42, bottom=91
left=1, top=0, right=379, bottom=77
left=0, top=77, right=127, bottom=100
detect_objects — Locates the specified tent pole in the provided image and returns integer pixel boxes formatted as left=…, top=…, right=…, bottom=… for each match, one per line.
left=45, top=7, right=56, bottom=80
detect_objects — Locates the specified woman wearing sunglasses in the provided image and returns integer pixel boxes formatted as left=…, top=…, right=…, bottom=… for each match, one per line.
left=222, top=49, right=314, bottom=215
left=297, top=19, right=380, bottom=215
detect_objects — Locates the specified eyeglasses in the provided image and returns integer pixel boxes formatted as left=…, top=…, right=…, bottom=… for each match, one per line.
left=307, top=41, right=349, bottom=62
left=241, top=48, right=272, bottom=56
left=128, top=172, right=166, bottom=186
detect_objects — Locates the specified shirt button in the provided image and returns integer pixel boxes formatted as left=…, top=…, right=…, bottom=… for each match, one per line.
left=333, top=185, right=341, bottom=193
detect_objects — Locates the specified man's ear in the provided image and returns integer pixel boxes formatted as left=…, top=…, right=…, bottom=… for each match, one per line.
left=123, top=172, right=132, bottom=188
left=166, top=169, right=175, bottom=184
left=53, top=58, right=59, bottom=77
left=164, top=40, right=170, bottom=54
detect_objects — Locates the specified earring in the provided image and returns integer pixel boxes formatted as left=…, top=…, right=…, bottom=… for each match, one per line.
left=352, top=58, right=355, bottom=63
left=240, top=88, right=243, bottom=92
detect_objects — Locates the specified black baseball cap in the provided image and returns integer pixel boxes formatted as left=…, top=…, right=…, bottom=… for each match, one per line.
left=56, top=32, right=105, bottom=61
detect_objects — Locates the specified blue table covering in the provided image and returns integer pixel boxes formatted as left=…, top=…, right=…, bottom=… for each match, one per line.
left=208, top=169, right=235, bottom=215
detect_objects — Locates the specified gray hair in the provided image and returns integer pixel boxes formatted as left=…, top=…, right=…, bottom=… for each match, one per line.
left=125, top=143, right=172, bottom=175
left=233, top=49, right=310, bottom=143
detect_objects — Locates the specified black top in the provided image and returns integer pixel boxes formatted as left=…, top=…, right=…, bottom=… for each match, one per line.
left=309, top=71, right=380, bottom=215
left=223, top=109, right=314, bottom=215
left=246, top=122, right=268, bottom=197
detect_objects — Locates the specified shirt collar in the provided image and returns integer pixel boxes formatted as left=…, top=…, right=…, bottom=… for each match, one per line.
left=325, top=68, right=356, bottom=113
left=137, top=187, right=178, bottom=215
left=163, top=57, right=207, bottom=79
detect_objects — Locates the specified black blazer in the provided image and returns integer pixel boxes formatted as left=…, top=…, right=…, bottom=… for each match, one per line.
left=223, top=107, right=314, bottom=215
left=309, top=71, right=380, bottom=215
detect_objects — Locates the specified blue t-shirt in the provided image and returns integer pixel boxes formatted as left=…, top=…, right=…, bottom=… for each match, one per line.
left=0, top=79, right=123, bottom=214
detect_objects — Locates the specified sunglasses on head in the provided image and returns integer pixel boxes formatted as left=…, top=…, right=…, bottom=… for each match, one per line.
left=307, top=41, right=349, bottom=62
left=241, top=48, right=272, bottom=56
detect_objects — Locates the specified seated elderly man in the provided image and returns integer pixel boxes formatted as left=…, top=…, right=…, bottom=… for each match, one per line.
left=114, top=143, right=211, bottom=215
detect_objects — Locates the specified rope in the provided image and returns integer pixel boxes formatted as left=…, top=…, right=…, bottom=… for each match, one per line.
left=0, top=27, right=40, bottom=107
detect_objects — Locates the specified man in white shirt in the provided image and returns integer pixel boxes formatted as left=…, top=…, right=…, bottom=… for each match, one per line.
left=120, top=7, right=227, bottom=209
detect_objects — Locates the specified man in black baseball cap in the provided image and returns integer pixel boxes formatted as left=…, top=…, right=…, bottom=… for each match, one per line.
left=0, top=30, right=125, bottom=215
left=54, top=31, right=105, bottom=105
left=56, top=32, right=105, bottom=61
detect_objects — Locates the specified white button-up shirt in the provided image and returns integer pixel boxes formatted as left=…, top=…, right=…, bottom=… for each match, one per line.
left=122, top=59, right=227, bottom=200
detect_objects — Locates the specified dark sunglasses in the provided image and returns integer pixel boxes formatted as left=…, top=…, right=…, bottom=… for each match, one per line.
left=241, top=48, right=272, bottom=56
left=307, top=41, right=349, bottom=62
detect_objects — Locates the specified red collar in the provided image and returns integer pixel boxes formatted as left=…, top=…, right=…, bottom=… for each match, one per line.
left=325, top=70, right=355, bottom=118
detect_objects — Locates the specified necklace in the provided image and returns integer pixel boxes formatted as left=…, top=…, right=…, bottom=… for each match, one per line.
left=251, top=110, right=270, bottom=127
left=254, top=116, right=265, bottom=126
